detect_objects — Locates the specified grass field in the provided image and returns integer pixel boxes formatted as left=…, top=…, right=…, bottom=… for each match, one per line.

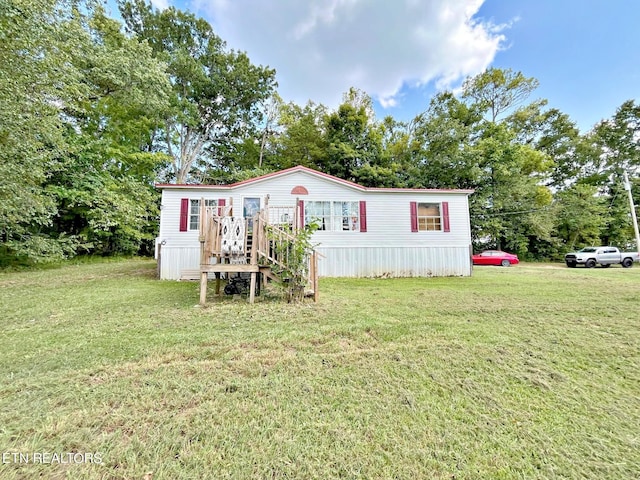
left=1, top=259, right=639, bottom=479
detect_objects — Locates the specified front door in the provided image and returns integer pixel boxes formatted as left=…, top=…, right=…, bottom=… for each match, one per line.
left=243, top=197, right=261, bottom=230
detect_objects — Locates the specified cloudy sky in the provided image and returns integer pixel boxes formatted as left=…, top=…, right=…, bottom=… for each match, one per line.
left=133, top=0, right=639, bottom=132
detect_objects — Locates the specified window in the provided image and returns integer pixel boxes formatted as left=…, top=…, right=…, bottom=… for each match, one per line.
left=417, top=203, right=441, bottom=231
left=190, top=199, right=218, bottom=230
left=305, top=201, right=361, bottom=231
left=410, top=201, right=450, bottom=232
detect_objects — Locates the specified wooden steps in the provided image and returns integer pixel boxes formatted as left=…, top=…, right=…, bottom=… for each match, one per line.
left=197, top=203, right=317, bottom=304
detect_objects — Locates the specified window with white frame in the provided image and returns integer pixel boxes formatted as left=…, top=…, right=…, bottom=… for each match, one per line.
left=189, top=199, right=218, bottom=230
left=417, top=203, right=441, bottom=231
left=305, top=201, right=361, bottom=231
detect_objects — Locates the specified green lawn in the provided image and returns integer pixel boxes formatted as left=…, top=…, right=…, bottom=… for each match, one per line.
left=1, top=259, right=639, bottom=479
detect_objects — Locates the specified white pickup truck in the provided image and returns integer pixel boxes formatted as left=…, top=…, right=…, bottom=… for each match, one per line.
left=564, top=246, right=640, bottom=268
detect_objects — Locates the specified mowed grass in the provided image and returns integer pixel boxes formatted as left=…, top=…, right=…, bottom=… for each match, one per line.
left=1, top=259, right=639, bottom=479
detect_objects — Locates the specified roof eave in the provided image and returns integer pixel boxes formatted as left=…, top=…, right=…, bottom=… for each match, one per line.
left=155, top=166, right=474, bottom=195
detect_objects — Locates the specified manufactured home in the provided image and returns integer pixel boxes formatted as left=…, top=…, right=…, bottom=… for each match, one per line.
left=156, top=166, right=473, bottom=280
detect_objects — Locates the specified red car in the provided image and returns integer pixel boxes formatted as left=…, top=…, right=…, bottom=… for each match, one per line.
left=472, top=250, right=519, bottom=267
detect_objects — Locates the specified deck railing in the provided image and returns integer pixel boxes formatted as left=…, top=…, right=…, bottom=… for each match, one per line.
left=198, top=200, right=318, bottom=302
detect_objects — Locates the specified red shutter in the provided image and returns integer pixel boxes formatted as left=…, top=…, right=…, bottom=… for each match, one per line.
left=359, top=201, right=367, bottom=232
left=442, top=201, right=450, bottom=232
left=410, top=202, right=418, bottom=232
left=179, top=198, right=189, bottom=232
left=218, top=198, right=226, bottom=216
left=298, top=200, right=305, bottom=228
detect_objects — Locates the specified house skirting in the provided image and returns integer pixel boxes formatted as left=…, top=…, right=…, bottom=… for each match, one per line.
left=157, top=244, right=472, bottom=280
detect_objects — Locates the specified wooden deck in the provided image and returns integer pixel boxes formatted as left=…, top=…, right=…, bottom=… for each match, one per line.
left=196, top=199, right=318, bottom=304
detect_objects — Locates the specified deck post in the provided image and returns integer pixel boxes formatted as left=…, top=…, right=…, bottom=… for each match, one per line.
left=249, top=272, right=257, bottom=304
left=312, top=251, right=319, bottom=302
left=199, top=271, right=208, bottom=305
left=199, top=197, right=206, bottom=266
left=248, top=213, right=260, bottom=304
left=198, top=197, right=207, bottom=305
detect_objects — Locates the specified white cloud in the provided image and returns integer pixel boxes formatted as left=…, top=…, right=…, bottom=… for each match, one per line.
left=189, top=0, right=506, bottom=110
left=150, top=0, right=170, bottom=10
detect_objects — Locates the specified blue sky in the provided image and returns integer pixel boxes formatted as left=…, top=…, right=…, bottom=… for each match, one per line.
left=121, top=0, right=639, bottom=133
left=460, top=0, right=640, bottom=132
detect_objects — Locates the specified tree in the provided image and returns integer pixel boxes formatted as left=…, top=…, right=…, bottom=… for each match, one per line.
left=0, top=1, right=172, bottom=263
left=456, top=69, right=554, bottom=253
left=462, top=67, right=539, bottom=123
left=342, top=86, right=376, bottom=123
left=411, top=92, right=482, bottom=189
left=468, top=123, right=553, bottom=252
left=594, top=100, right=640, bottom=177
left=321, top=101, right=383, bottom=185
left=374, top=115, right=426, bottom=188
left=582, top=100, right=640, bottom=247
left=0, top=0, right=83, bottom=261
left=118, top=0, right=277, bottom=183
left=257, top=93, right=284, bottom=168
left=554, top=184, right=607, bottom=249
left=274, top=100, right=328, bottom=170
left=45, top=7, right=171, bottom=255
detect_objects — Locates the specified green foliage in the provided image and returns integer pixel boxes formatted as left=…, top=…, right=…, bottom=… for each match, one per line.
left=118, top=0, right=277, bottom=183
left=202, top=167, right=276, bottom=185
left=321, top=101, right=384, bottom=185
left=1, top=234, right=80, bottom=266
left=594, top=100, right=640, bottom=175
left=266, top=222, right=318, bottom=302
left=0, top=0, right=69, bottom=257
left=2, top=0, right=638, bottom=273
left=554, top=184, right=607, bottom=249
left=555, top=100, right=640, bottom=250
left=408, top=82, right=557, bottom=256
left=273, top=100, right=328, bottom=169
left=46, top=159, right=160, bottom=255
left=410, top=92, right=481, bottom=189
left=506, top=102, right=581, bottom=189
left=1, top=0, right=168, bottom=263
left=462, top=67, right=540, bottom=122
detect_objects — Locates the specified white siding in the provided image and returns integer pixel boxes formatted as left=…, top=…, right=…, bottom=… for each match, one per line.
left=157, top=245, right=200, bottom=280
left=156, top=169, right=473, bottom=279
left=316, top=246, right=471, bottom=277
left=304, top=191, right=470, bottom=249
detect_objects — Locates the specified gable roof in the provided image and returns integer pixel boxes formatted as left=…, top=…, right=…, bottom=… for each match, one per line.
left=155, top=165, right=474, bottom=195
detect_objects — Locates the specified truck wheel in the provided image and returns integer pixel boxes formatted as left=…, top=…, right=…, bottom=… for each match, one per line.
left=585, top=259, right=596, bottom=268
left=621, top=257, right=633, bottom=268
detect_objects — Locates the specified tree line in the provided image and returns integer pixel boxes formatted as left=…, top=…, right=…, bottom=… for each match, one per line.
left=1, top=0, right=639, bottom=266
